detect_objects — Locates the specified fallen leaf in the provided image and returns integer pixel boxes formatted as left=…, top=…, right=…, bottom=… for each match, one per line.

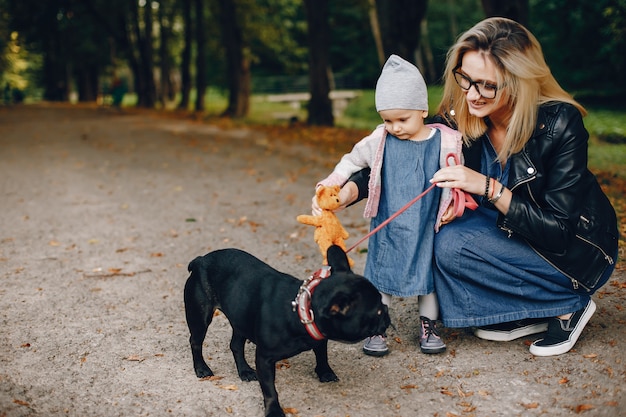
left=583, top=353, right=598, bottom=358
left=49, top=240, right=61, bottom=246
left=522, top=402, right=539, bottom=409
left=458, top=388, right=473, bottom=397
left=126, top=355, right=144, bottom=362
left=13, top=399, right=29, bottom=406
left=282, top=407, right=298, bottom=415
left=218, top=384, right=238, bottom=391
left=276, top=359, right=291, bottom=369
left=559, top=377, right=569, bottom=384
left=575, top=404, right=594, bottom=413
left=400, top=384, right=418, bottom=390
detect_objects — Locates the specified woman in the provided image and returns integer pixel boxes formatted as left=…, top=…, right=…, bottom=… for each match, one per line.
left=341, top=17, right=618, bottom=357
left=427, top=17, right=619, bottom=356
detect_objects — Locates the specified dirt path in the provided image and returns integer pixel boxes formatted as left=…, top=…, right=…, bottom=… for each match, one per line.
left=1, top=104, right=624, bottom=417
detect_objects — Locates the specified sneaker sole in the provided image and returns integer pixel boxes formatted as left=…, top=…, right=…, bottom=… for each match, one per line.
left=420, top=345, right=446, bottom=354
left=362, top=348, right=389, bottom=357
left=529, top=300, right=596, bottom=357
left=474, top=322, right=549, bottom=342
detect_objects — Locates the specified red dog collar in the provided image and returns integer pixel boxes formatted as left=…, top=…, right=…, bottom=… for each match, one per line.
left=292, top=266, right=332, bottom=340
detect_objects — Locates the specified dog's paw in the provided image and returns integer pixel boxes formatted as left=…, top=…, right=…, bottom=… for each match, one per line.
left=194, top=365, right=214, bottom=379
left=317, top=371, right=339, bottom=383
left=238, top=369, right=258, bottom=382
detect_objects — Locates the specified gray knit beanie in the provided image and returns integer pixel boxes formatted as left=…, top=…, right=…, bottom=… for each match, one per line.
left=375, top=54, right=428, bottom=112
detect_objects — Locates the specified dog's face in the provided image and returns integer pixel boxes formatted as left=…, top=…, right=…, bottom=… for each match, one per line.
left=313, top=246, right=391, bottom=343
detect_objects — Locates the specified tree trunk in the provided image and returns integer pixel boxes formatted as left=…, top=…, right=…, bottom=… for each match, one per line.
left=368, top=0, right=385, bottom=67
left=178, top=0, right=192, bottom=110
left=303, top=0, right=333, bottom=126
left=75, top=65, right=99, bottom=102
left=481, top=0, right=529, bottom=26
left=41, top=37, right=70, bottom=101
left=194, top=0, right=207, bottom=112
left=158, top=0, right=174, bottom=107
left=375, top=0, right=427, bottom=61
left=217, top=0, right=250, bottom=118
left=130, top=0, right=157, bottom=108
left=416, top=19, right=437, bottom=84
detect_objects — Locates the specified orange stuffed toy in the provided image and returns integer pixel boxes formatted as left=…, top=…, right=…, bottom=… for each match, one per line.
left=297, top=185, right=354, bottom=267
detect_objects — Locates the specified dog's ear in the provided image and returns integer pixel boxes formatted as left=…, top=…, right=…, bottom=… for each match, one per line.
left=326, top=292, right=356, bottom=317
left=327, top=245, right=351, bottom=273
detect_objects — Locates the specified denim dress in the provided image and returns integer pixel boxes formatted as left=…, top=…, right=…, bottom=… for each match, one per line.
left=432, top=138, right=614, bottom=328
left=364, top=131, right=441, bottom=297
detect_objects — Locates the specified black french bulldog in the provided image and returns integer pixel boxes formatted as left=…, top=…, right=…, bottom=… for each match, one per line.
left=184, top=245, right=390, bottom=417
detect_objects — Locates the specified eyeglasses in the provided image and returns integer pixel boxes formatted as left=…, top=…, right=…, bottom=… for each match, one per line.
left=453, top=69, right=501, bottom=99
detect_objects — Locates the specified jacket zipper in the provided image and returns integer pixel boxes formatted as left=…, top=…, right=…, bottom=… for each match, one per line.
left=528, top=235, right=613, bottom=292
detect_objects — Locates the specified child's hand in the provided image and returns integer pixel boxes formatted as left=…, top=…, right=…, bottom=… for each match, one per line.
left=311, top=194, right=323, bottom=216
left=439, top=204, right=456, bottom=226
left=311, top=182, right=358, bottom=215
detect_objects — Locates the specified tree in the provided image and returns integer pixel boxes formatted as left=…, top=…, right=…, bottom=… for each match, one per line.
left=178, top=0, right=193, bottom=110
left=303, top=0, right=334, bottom=126
left=216, top=0, right=251, bottom=118
left=130, top=0, right=158, bottom=107
left=374, top=0, right=428, bottom=61
left=157, top=0, right=177, bottom=106
left=194, top=0, right=207, bottom=111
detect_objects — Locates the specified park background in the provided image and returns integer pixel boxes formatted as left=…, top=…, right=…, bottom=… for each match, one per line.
left=1, top=2, right=626, bottom=416
left=1, top=0, right=624, bottom=240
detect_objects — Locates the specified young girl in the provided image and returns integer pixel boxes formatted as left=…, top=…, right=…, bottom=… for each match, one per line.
left=311, top=55, right=463, bottom=356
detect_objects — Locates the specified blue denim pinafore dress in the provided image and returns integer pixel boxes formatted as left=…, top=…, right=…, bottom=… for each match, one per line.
left=364, top=131, right=441, bottom=296
left=433, top=137, right=597, bottom=328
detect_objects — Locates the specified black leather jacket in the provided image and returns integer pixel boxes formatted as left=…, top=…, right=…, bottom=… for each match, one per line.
left=350, top=103, right=619, bottom=293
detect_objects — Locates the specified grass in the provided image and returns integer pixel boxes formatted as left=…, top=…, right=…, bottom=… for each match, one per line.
left=252, top=87, right=626, bottom=178
left=116, top=86, right=626, bottom=179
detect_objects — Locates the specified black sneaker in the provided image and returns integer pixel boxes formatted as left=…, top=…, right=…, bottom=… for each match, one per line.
left=473, top=318, right=548, bottom=341
left=529, top=299, right=596, bottom=357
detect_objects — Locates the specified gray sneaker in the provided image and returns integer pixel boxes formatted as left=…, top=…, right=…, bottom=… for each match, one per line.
left=419, top=316, right=446, bottom=354
left=362, top=334, right=389, bottom=356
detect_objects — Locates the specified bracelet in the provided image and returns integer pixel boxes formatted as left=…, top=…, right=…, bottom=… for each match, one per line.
left=489, top=177, right=496, bottom=200
left=484, top=175, right=491, bottom=199
left=488, top=182, right=506, bottom=204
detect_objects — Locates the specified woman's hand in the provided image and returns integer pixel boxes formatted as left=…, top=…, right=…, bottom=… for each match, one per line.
left=311, top=182, right=359, bottom=215
left=431, top=165, right=511, bottom=215
left=430, top=165, right=487, bottom=195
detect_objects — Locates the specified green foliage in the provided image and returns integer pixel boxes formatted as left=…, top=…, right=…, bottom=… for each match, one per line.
left=422, top=0, right=485, bottom=83
left=530, top=0, right=626, bottom=99
left=247, top=0, right=309, bottom=75
left=3, top=0, right=626, bottom=110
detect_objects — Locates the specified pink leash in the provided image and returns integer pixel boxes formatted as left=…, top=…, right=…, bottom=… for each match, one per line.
left=345, top=153, right=478, bottom=254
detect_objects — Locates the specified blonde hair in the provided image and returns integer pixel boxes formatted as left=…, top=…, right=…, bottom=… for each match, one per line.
left=437, top=17, right=586, bottom=162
